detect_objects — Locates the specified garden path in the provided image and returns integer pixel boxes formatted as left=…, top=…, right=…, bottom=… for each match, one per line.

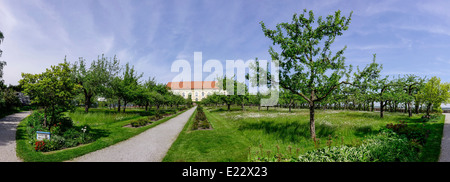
left=439, top=113, right=450, bottom=162
left=71, top=106, right=196, bottom=162
left=0, top=111, right=31, bottom=162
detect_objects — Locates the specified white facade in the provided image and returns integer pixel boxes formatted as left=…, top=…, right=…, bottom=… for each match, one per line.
left=170, top=89, right=226, bottom=102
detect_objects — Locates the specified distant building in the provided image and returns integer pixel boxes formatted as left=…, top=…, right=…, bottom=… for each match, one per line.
left=97, top=97, right=107, bottom=102
left=166, top=81, right=225, bottom=102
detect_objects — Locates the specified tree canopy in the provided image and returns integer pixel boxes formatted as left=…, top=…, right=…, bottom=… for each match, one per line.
left=260, top=9, right=353, bottom=138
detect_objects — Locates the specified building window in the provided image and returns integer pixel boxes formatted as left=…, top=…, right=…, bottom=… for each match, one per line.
left=195, top=92, right=198, bottom=96
left=202, top=92, right=204, bottom=96
left=182, top=92, right=185, bottom=97
left=195, top=98, right=198, bottom=102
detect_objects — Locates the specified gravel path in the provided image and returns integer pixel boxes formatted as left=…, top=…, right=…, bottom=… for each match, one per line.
left=0, top=111, right=31, bottom=162
left=71, top=106, right=196, bottom=162
left=439, top=113, right=450, bottom=162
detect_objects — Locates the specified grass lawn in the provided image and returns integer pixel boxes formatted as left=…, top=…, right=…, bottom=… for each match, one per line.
left=16, top=107, right=189, bottom=162
left=163, top=106, right=445, bottom=162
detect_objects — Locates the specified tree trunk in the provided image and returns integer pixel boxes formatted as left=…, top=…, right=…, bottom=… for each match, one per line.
left=415, top=102, right=420, bottom=114
left=309, top=102, right=316, bottom=139
left=43, top=107, right=47, bottom=127
left=408, top=102, right=412, bottom=117
left=426, top=103, right=432, bottom=116
left=123, top=100, right=127, bottom=113
left=84, top=94, right=92, bottom=113
left=117, top=98, right=121, bottom=112
left=380, top=101, right=384, bottom=118
left=227, top=103, right=231, bottom=111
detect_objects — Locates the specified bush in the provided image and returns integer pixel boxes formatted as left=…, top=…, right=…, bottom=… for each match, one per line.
left=34, top=140, right=46, bottom=152
left=131, top=117, right=152, bottom=127
left=192, top=106, right=211, bottom=130
left=386, top=121, right=430, bottom=145
left=26, top=111, right=92, bottom=152
left=154, top=110, right=162, bottom=120
left=251, top=130, right=420, bottom=162
left=47, top=135, right=65, bottom=150
left=27, top=111, right=45, bottom=128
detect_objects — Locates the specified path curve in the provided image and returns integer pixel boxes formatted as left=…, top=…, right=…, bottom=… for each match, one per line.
left=71, top=106, right=196, bottom=162
left=0, top=111, right=31, bottom=162
left=439, top=113, right=450, bottom=162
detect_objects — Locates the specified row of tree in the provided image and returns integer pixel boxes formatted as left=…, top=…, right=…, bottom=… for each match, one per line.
left=201, top=70, right=449, bottom=118
left=203, top=9, right=450, bottom=139
left=19, top=55, right=192, bottom=126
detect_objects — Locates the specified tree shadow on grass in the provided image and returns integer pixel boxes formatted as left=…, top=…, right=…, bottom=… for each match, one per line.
left=354, top=125, right=377, bottom=138
left=238, top=120, right=336, bottom=143
left=70, top=125, right=111, bottom=141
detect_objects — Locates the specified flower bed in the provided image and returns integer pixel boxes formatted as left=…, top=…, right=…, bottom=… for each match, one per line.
left=26, top=111, right=93, bottom=152
left=191, top=106, right=212, bottom=130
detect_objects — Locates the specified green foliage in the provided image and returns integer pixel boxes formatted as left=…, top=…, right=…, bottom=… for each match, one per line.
left=20, top=60, right=81, bottom=126
left=251, top=130, right=419, bottom=162
left=386, top=121, right=430, bottom=145
left=260, top=9, right=353, bottom=138
left=0, top=87, right=20, bottom=108
left=25, top=110, right=92, bottom=152
left=416, top=76, right=450, bottom=116
left=71, top=54, right=120, bottom=112
left=130, top=117, right=153, bottom=127
left=191, top=106, right=211, bottom=130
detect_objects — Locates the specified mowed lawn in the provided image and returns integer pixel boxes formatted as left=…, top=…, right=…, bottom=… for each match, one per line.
left=163, top=106, right=444, bottom=162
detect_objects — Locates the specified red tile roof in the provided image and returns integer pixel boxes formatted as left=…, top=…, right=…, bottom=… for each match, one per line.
left=167, top=81, right=218, bottom=90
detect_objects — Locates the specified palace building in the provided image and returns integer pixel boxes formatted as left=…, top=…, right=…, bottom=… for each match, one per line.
left=166, top=81, right=225, bottom=102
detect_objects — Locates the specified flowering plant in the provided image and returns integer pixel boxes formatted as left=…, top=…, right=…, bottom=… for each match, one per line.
left=35, top=140, right=46, bottom=151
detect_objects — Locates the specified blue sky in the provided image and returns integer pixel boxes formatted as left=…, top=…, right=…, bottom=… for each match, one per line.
left=1, top=0, right=450, bottom=86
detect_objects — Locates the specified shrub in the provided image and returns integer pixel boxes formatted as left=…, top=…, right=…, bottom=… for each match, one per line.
left=47, top=135, right=65, bottom=151
left=155, top=110, right=162, bottom=120
left=195, top=111, right=207, bottom=121
left=192, top=106, right=211, bottom=130
left=35, top=140, right=46, bottom=152
left=420, top=114, right=442, bottom=122
left=386, top=121, right=430, bottom=145
left=27, top=111, right=45, bottom=128
left=57, top=116, right=74, bottom=132
left=131, top=117, right=152, bottom=127
left=251, top=130, right=420, bottom=162
left=199, top=121, right=211, bottom=129
left=26, top=111, right=93, bottom=152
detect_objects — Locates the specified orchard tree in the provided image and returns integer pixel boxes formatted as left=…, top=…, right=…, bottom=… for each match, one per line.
left=119, top=63, right=143, bottom=112
left=416, top=76, right=450, bottom=116
left=260, top=9, right=353, bottom=138
left=72, top=55, right=120, bottom=112
left=140, top=77, right=157, bottom=111
left=400, top=74, right=425, bottom=117
left=20, top=61, right=81, bottom=126
left=217, top=76, right=235, bottom=111
left=217, top=76, right=248, bottom=111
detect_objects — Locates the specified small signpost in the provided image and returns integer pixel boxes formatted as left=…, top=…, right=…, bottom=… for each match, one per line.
left=36, top=131, right=51, bottom=141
